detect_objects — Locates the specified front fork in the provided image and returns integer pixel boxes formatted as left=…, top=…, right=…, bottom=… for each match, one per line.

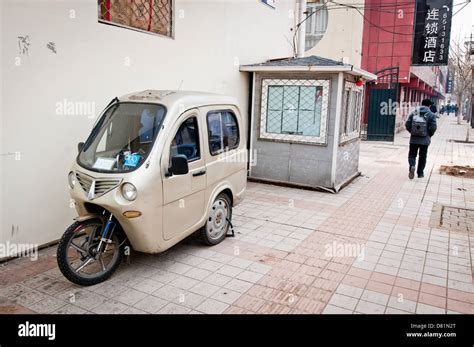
left=95, top=212, right=117, bottom=255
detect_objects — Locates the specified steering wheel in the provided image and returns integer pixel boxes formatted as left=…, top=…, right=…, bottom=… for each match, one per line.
left=176, top=144, right=197, bottom=159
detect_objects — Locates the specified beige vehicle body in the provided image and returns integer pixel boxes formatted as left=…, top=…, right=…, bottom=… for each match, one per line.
left=69, top=90, right=247, bottom=253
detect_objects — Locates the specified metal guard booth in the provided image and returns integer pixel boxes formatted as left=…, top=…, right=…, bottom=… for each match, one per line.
left=240, top=56, right=377, bottom=193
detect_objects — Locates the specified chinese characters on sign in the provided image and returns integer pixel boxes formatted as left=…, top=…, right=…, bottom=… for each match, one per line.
left=445, top=69, right=454, bottom=93
left=412, top=0, right=453, bottom=65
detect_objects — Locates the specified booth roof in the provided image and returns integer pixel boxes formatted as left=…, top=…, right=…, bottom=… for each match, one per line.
left=240, top=55, right=377, bottom=80
left=241, top=55, right=346, bottom=67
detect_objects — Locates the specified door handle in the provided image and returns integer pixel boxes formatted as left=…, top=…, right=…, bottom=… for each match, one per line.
left=192, top=170, right=206, bottom=177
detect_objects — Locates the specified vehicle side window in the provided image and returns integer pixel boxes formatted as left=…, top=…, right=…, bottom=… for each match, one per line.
left=206, top=111, right=239, bottom=155
left=170, top=117, right=200, bottom=161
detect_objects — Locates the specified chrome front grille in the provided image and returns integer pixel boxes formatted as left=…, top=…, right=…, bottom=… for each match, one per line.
left=76, top=171, right=122, bottom=200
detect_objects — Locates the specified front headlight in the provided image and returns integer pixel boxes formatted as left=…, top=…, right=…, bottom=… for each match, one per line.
left=68, top=171, right=76, bottom=189
left=121, top=183, right=137, bottom=201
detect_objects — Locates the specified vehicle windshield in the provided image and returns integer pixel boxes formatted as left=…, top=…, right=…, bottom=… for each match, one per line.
left=78, top=102, right=166, bottom=172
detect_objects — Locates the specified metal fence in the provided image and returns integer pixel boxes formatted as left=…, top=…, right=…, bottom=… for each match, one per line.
left=98, top=0, right=173, bottom=37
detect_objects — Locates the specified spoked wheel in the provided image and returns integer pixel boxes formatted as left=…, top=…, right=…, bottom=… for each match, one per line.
left=57, top=219, right=124, bottom=286
left=201, top=193, right=232, bottom=245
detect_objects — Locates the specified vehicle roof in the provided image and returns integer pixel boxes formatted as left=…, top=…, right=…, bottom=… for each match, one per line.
left=119, top=90, right=239, bottom=110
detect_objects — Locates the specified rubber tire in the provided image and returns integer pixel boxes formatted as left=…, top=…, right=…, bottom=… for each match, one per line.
left=201, top=192, right=232, bottom=246
left=57, top=219, right=124, bottom=286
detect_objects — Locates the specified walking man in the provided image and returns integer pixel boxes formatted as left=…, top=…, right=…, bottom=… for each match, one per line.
left=405, top=99, right=437, bottom=179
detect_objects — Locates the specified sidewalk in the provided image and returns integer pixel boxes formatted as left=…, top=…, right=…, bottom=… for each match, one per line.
left=0, top=116, right=472, bottom=314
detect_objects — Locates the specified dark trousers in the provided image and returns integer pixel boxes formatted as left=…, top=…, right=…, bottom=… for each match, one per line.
left=408, top=144, right=428, bottom=175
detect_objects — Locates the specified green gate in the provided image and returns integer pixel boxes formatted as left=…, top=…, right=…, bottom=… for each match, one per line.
left=364, top=67, right=399, bottom=141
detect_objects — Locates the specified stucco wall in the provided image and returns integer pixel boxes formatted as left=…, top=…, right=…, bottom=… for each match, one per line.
left=336, top=139, right=360, bottom=187
left=306, top=0, right=364, bottom=67
left=0, top=0, right=296, bottom=247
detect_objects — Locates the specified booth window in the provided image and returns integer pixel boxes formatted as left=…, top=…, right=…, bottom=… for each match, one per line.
left=340, top=81, right=363, bottom=143
left=98, top=0, right=173, bottom=37
left=207, top=111, right=240, bottom=155
left=260, top=79, right=330, bottom=144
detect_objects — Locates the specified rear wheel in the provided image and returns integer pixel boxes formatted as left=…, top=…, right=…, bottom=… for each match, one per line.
left=57, top=219, right=124, bottom=286
left=201, top=193, right=232, bottom=246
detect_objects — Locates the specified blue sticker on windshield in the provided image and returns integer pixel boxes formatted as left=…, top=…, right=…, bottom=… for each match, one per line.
left=124, top=153, right=141, bottom=168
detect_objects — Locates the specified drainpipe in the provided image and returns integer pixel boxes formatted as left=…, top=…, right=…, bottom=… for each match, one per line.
left=297, top=0, right=307, bottom=58
left=331, top=72, right=344, bottom=188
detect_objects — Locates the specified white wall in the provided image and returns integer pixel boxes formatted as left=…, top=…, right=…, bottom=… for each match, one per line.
left=0, top=0, right=296, bottom=248
left=306, top=0, right=364, bottom=67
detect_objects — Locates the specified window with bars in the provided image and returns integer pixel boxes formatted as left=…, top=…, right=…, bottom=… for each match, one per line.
left=340, top=81, right=363, bottom=142
left=98, top=0, right=173, bottom=37
left=260, top=79, right=330, bottom=144
left=305, top=0, right=329, bottom=51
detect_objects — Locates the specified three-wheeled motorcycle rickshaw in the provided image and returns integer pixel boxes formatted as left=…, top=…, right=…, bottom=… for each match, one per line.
left=58, top=90, right=247, bottom=285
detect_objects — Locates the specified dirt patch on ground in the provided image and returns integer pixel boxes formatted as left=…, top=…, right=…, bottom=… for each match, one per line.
left=440, top=165, right=474, bottom=178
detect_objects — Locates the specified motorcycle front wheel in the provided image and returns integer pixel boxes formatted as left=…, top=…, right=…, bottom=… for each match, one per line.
left=57, top=219, right=125, bottom=286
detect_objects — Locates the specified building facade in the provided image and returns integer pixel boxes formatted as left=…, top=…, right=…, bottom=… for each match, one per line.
left=361, top=0, right=447, bottom=134
left=1, top=0, right=370, bottom=249
left=1, top=0, right=298, bottom=248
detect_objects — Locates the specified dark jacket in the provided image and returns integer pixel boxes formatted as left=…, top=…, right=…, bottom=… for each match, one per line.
left=405, top=106, right=437, bottom=145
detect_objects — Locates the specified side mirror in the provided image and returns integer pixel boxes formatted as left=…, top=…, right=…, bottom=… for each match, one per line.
left=170, top=155, right=189, bottom=175
left=77, top=142, right=84, bottom=153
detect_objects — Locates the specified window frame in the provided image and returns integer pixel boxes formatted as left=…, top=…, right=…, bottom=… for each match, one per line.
left=305, top=1, right=329, bottom=51
left=170, top=115, right=201, bottom=163
left=206, top=109, right=240, bottom=156
left=259, top=78, right=331, bottom=145
left=97, top=0, right=175, bottom=39
left=340, top=80, right=363, bottom=144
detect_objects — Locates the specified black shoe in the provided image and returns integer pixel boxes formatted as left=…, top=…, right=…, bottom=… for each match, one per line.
left=409, top=166, right=415, bottom=179
left=418, top=174, right=424, bottom=178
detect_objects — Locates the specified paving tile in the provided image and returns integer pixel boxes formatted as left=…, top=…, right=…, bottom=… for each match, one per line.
left=53, top=305, right=88, bottom=314
left=212, top=288, right=242, bottom=305
left=355, top=300, right=386, bottom=314
left=189, top=282, right=220, bottom=297
left=416, top=303, right=445, bottom=314
left=158, top=303, right=192, bottom=314
left=196, top=298, right=229, bottom=314
left=236, top=270, right=264, bottom=283
left=91, top=299, right=128, bottom=314
left=152, top=285, right=182, bottom=302
left=335, top=284, right=364, bottom=299
left=398, top=269, right=422, bottom=282
left=387, top=296, right=416, bottom=313
left=224, top=279, right=254, bottom=294
left=327, top=293, right=358, bottom=311
left=11, top=290, right=48, bottom=307
left=361, top=290, right=390, bottom=306
left=28, top=297, right=66, bottom=313
left=134, top=295, right=168, bottom=313
left=446, top=299, right=474, bottom=314
left=418, top=292, right=446, bottom=309
left=170, top=276, right=200, bottom=290
left=203, top=273, right=233, bottom=287
left=322, top=304, right=353, bottom=314
left=115, top=289, right=148, bottom=306
left=422, top=274, right=447, bottom=287
left=134, top=278, right=165, bottom=294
